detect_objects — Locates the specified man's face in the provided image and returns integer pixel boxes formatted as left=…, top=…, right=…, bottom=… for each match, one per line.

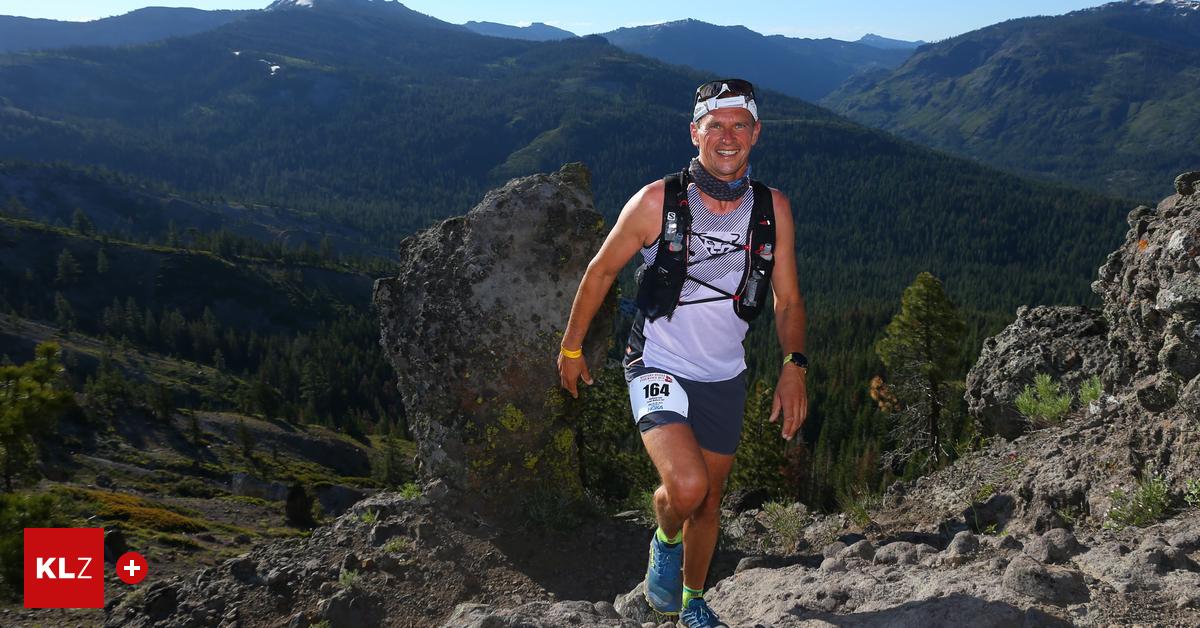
left=690, top=107, right=761, bottom=181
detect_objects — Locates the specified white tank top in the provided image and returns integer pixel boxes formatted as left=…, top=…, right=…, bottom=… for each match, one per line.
left=639, top=183, right=752, bottom=382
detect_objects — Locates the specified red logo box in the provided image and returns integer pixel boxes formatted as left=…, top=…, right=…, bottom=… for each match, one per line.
left=24, top=528, right=104, bottom=609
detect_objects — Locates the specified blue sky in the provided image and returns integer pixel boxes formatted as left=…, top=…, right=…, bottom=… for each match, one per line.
left=4, top=1, right=1109, bottom=41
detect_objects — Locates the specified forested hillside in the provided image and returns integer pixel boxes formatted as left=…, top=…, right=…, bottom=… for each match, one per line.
left=824, top=0, right=1200, bottom=200
left=0, top=214, right=399, bottom=437
left=0, top=160, right=394, bottom=261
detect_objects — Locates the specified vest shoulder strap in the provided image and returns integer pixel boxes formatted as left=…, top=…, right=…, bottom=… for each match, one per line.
left=661, top=171, right=691, bottom=238
left=749, top=179, right=774, bottom=223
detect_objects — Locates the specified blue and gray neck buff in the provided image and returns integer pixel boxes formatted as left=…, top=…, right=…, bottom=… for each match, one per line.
left=689, top=158, right=751, bottom=202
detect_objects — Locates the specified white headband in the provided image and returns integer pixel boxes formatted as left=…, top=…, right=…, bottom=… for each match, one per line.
left=692, top=94, right=759, bottom=122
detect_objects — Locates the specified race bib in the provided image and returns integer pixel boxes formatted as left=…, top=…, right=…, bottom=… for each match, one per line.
left=628, top=371, right=689, bottom=423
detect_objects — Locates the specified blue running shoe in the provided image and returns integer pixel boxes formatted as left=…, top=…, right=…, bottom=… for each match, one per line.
left=679, top=597, right=728, bottom=627
left=644, top=534, right=683, bottom=614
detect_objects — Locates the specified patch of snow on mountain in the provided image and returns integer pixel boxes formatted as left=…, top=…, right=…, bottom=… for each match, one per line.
left=1131, top=0, right=1200, bottom=9
left=258, top=59, right=282, bottom=76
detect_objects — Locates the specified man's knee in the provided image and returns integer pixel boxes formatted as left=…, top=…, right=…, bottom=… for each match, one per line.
left=690, top=484, right=724, bottom=522
left=662, top=473, right=708, bottom=516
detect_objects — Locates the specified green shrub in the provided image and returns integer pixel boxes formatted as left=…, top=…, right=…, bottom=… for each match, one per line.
left=338, top=568, right=359, bottom=589
left=836, top=486, right=878, bottom=529
left=760, top=501, right=807, bottom=553
left=172, top=478, right=221, bottom=498
left=382, top=537, right=409, bottom=554
left=1015, top=373, right=1073, bottom=425
left=1054, top=505, right=1081, bottom=527
left=1078, top=375, right=1103, bottom=406
left=398, top=482, right=421, bottom=500
left=153, top=532, right=202, bottom=550
left=1185, top=479, right=1200, bottom=508
left=1105, top=473, right=1170, bottom=529
left=359, top=509, right=378, bottom=524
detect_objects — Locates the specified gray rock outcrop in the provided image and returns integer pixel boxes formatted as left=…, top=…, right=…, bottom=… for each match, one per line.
left=967, top=170, right=1200, bottom=436
left=965, top=305, right=1109, bottom=438
left=373, top=163, right=614, bottom=505
left=1094, top=170, right=1200, bottom=410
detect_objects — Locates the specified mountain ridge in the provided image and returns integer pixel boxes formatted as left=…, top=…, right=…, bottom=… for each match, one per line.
left=600, top=19, right=912, bottom=102
left=462, top=20, right=576, bottom=41
left=0, top=7, right=248, bottom=54
left=857, top=33, right=926, bottom=50
left=823, top=0, right=1200, bottom=199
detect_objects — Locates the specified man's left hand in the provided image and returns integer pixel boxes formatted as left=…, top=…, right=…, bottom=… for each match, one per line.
left=769, top=365, right=808, bottom=441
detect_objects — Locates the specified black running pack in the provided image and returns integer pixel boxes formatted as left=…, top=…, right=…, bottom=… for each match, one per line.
left=634, top=169, right=776, bottom=322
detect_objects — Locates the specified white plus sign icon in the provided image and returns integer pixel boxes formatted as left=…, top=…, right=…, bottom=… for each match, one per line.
left=116, top=551, right=148, bottom=585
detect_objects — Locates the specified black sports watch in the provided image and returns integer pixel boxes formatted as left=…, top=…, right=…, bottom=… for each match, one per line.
left=783, top=352, right=808, bottom=369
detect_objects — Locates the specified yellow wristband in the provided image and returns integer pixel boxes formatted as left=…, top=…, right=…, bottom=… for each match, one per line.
left=560, top=346, right=583, bottom=359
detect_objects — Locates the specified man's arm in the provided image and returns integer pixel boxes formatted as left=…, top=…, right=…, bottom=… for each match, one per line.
left=765, top=189, right=809, bottom=440
left=558, top=181, right=663, bottom=398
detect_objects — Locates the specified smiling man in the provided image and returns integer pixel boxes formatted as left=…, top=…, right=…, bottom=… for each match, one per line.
left=558, top=79, right=809, bottom=627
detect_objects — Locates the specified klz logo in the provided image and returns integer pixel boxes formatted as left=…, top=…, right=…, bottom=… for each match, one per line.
left=24, top=528, right=104, bottom=608
left=35, top=556, right=95, bottom=579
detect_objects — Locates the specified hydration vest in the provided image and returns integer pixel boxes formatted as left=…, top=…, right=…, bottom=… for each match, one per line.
left=634, top=169, right=776, bottom=322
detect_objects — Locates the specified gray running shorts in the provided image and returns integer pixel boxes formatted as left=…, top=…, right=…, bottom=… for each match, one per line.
left=624, top=364, right=747, bottom=456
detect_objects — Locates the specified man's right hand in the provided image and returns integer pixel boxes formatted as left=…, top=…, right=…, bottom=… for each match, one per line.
left=557, top=351, right=593, bottom=399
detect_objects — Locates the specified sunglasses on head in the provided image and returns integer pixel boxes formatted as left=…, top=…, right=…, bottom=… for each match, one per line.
left=694, top=79, right=756, bottom=103
left=692, top=78, right=759, bottom=122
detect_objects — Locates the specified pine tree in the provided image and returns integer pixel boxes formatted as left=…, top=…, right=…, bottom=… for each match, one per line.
left=150, top=384, right=175, bottom=421
left=236, top=418, right=255, bottom=459
left=189, top=412, right=202, bottom=447
left=96, top=248, right=109, bottom=274
left=319, top=235, right=334, bottom=262
left=875, top=272, right=966, bottom=473
left=372, top=418, right=408, bottom=487
left=728, top=379, right=795, bottom=498
left=71, top=208, right=95, bottom=235
left=55, top=249, right=82, bottom=286
left=53, top=292, right=74, bottom=330
left=0, top=343, right=72, bottom=491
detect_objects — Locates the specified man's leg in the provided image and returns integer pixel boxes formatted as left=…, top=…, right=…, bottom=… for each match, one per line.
left=681, top=448, right=734, bottom=592
left=640, top=422, right=708, bottom=613
left=641, top=423, right=709, bottom=539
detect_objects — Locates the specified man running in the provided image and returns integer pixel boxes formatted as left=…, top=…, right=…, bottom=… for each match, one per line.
left=558, top=79, right=808, bottom=628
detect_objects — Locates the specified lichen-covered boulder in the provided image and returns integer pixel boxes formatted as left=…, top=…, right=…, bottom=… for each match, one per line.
left=373, top=163, right=614, bottom=507
left=1093, top=171, right=1200, bottom=411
